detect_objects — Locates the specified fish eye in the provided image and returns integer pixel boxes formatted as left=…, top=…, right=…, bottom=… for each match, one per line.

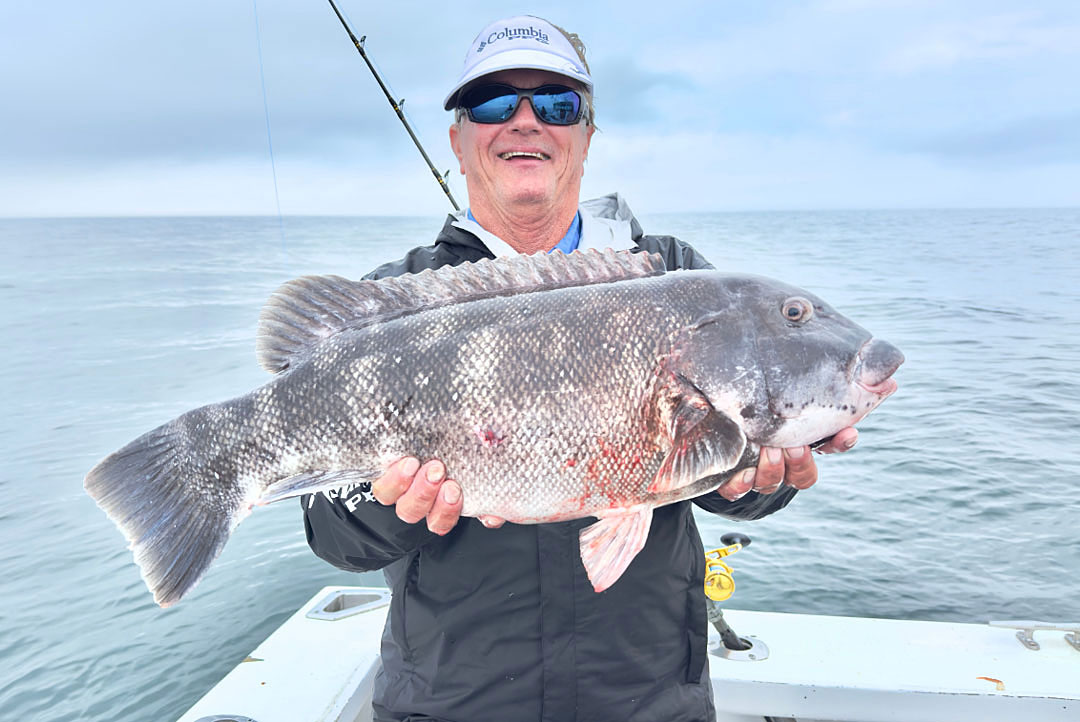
left=781, top=297, right=814, bottom=324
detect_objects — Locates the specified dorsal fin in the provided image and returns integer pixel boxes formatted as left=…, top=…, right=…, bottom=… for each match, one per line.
left=256, top=248, right=666, bottom=373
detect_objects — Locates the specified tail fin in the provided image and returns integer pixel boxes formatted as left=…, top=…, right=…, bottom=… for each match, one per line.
left=84, top=422, right=242, bottom=607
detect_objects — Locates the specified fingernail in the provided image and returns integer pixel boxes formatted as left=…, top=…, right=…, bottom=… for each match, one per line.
left=442, top=482, right=461, bottom=504
left=766, top=447, right=783, bottom=465
left=401, top=457, right=420, bottom=476
left=785, top=446, right=805, bottom=460
left=480, top=516, right=496, bottom=528
left=844, top=435, right=858, bottom=450
left=426, top=462, right=444, bottom=483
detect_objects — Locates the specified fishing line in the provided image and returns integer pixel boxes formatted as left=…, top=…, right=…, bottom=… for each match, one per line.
left=251, top=0, right=287, bottom=255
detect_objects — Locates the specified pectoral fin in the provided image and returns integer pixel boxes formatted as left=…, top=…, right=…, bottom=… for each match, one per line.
left=260, top=470, right=377, bottom=505
left=579, top=506, right=654, bottom=592
left=648, top=380, right=746, bottom=494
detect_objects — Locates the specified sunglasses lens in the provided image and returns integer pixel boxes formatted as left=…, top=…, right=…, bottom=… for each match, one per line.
left=531, top=87, right=582, bottom=125
left=461, top=84, right=584, bottom=125
left=462, top=85, right=519, bottom=123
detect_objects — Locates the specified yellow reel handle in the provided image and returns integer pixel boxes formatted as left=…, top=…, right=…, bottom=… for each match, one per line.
left=703, top=542, right=743, bottom=602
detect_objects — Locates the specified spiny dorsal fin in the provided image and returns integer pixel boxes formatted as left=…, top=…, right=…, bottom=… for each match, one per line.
left=256, top=248, right=666, bottom=373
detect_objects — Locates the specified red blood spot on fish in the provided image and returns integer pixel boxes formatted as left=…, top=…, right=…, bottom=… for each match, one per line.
left=573, top=437, right=651, bottom=509
left=475, top=426, right=505, bottom=447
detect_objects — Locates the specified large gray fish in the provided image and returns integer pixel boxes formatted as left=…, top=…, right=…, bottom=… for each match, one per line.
left=85, top=249, right=903, bottom=607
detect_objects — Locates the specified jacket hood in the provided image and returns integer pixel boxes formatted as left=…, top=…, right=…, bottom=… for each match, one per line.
left=579, top=192, right=645, bottom=240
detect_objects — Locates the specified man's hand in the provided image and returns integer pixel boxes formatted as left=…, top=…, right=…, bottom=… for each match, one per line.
left=371, top=457, right=505, bottom=534
left=716, top=427, right=859, bottom=501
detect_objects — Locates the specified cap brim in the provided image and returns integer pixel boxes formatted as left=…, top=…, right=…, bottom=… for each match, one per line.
left=443, top=48, right=593, bottom=110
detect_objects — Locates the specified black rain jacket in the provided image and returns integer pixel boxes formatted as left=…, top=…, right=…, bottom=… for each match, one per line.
left=303, top=204, right=798, bottom=722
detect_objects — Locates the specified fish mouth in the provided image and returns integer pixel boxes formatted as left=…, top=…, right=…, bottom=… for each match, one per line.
left=857, top=377, right=899, bottom=397
left=498, top=151, right=549, bottom=161
left=854, top=338, right=904, bottom=397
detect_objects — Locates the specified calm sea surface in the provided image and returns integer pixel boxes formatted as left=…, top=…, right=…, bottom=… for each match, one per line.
left=1, top=209, right=1078, bottom=721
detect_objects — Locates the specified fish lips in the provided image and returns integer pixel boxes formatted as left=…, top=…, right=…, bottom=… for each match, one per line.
left=855, top=338, right=905, bottom=397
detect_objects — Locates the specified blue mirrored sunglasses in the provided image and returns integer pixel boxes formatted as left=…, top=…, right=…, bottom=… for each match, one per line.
left=459, top=84, right=585, bottom=126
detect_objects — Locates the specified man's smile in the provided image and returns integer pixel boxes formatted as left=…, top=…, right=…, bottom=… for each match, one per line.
left=498, top=150, right=550, bottom=160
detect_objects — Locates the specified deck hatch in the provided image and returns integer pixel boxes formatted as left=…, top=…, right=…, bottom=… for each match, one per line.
left=305, top=587, right=391, bottom=621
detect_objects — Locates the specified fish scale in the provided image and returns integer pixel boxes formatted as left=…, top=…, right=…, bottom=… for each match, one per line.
left=85, top=249, right=903, bottom=607
left=395, top=281, right=678, bottom=519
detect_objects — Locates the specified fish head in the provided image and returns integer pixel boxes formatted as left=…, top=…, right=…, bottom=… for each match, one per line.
left=676, top=274, right=904, bottom=449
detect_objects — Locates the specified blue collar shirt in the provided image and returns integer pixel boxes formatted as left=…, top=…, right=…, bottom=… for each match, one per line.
left=466, top=209, right=582, bottom=254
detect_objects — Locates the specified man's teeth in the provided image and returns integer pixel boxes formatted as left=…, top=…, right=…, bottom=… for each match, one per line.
left=499, top=151, right=548, bottom=160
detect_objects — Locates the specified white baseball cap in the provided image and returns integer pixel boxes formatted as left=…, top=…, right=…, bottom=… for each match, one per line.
left=443, top=16, right=593, bottom=110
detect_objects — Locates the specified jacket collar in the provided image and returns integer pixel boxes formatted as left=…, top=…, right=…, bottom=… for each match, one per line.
left=441, top=193, right=643, bottom=257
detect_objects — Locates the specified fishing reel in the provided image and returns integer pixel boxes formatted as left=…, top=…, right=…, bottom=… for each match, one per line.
left=703, top=532, right=751, bottom=602
left=704, top=532, right=769, bottom=658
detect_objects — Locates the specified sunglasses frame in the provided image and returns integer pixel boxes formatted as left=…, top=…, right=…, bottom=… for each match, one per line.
left=459, top=83, right=587, bottom=126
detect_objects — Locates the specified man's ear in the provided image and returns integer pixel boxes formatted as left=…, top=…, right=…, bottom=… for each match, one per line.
left=582, top=124, right=595, bottom=170
left=449, top=123, right=466, bottom=174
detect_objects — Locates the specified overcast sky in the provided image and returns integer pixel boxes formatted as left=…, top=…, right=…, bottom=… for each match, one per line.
left=2, top=0, right=1078, bottom=216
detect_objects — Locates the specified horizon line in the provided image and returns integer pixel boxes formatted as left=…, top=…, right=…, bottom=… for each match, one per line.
left=2, top=205, right=1078, bottom=221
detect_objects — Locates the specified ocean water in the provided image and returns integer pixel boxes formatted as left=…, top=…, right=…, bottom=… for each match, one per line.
left=1, top=209, right=1078, bottom=721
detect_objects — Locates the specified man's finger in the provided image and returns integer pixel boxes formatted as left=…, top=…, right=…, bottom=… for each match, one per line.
left=426, top=480, right=464, bottom=535
left=782, top=446, right=818, bottom=489
left=372, top=457, right=420, bottom=505
left=717, top=468, right=755, bottom=501
left=478, top=514, right=507, bottom=529
left=754, top=447, right=785, bottom=493
left=394, top=460, right=446, bottom=524
left=816, top=427, right=858, bottom=455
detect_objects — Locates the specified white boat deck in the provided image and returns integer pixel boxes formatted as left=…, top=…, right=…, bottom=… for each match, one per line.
left=177, top=586, right=1079, bottom=722
left=176, top=588, right=389, bottom=722
left=712, top=609, right=1078, bottom=721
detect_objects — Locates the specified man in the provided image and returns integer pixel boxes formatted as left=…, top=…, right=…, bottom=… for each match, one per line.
left=304, top=15, right=856, bottom=722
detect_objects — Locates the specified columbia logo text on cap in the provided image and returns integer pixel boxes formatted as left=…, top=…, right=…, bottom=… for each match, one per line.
left=476, top=25, right=551, bottom=53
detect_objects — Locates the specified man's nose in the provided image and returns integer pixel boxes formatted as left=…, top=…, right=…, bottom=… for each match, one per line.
left=507, top=98, right=542, bottom=130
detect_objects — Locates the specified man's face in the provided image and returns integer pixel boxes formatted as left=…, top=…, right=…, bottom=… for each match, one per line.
left=449, top=69, right=595, bottom=215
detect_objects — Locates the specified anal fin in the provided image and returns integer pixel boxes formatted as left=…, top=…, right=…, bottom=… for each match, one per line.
left=579, top=506, right=654, bottom=592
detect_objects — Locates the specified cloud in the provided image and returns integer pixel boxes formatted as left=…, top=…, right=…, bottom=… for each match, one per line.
left=0, top=1, right=458, bottom=168
left=582, top=127, right=1080, bottom=212
left=900, top=113, right=1080, bottom=166
left=591, top=58, right=697, bottom=126
left=1, top=0, right=1078, bottom=215
left=0, top=155, right=465, bottom=218
left=883, top=12, right=1080, bottom=73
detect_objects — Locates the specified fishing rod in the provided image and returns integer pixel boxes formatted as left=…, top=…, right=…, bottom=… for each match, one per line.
left=326, top=0, right=460, bottom=211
